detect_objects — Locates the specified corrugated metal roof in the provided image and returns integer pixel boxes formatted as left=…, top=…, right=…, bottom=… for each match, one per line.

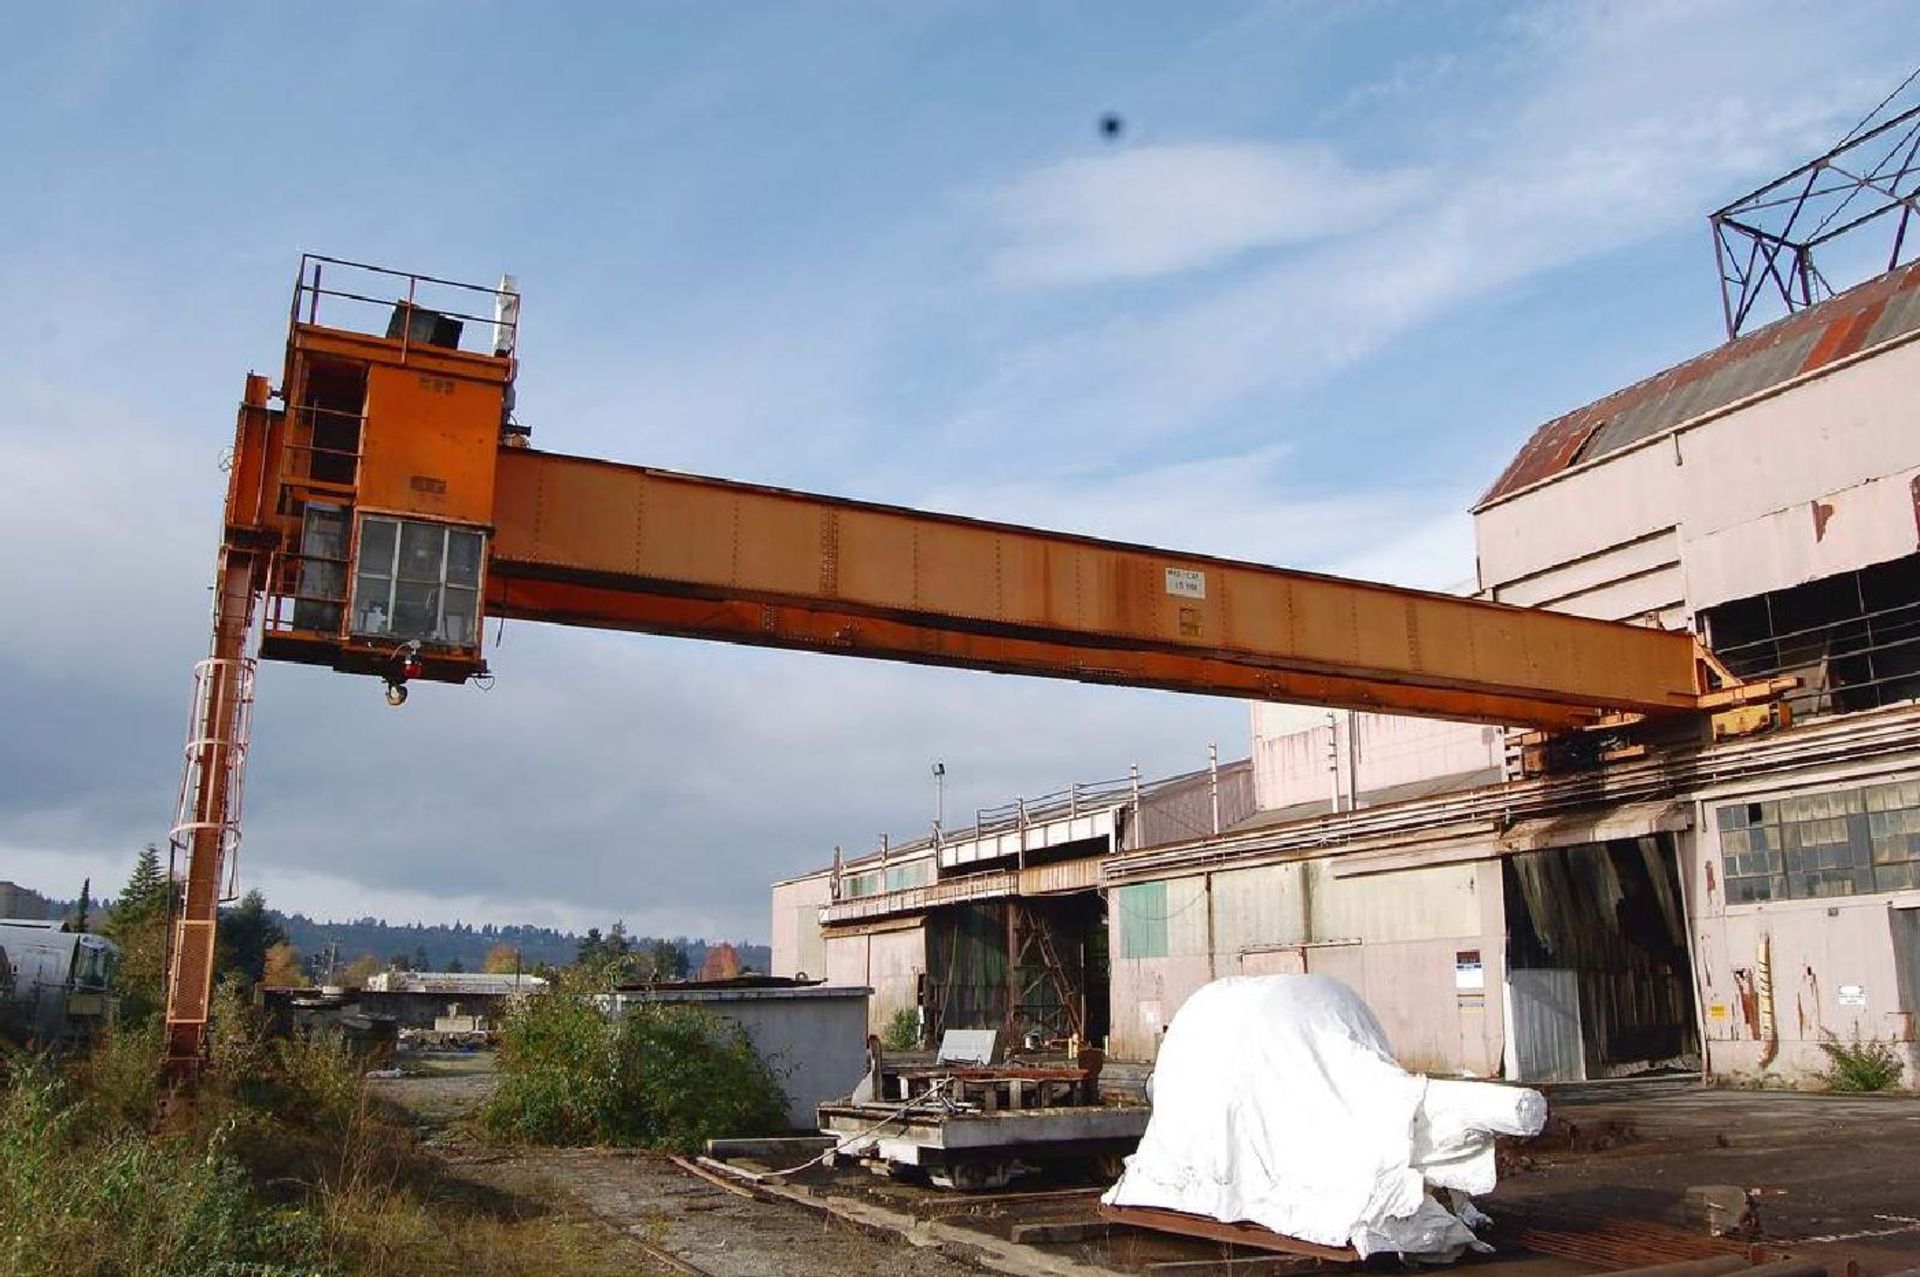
left=1478, top=261, right=1920, bottom=508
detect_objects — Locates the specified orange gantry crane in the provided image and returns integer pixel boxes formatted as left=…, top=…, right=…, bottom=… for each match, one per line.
left=162, top=257, right=1786, bottom=1079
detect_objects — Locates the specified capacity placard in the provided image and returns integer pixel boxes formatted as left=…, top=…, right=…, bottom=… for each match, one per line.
left=1165, top=567, right=1206, bottom=599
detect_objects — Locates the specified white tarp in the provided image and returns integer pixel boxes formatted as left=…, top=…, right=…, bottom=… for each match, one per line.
left=1102, top=974, right=1545, bottom=1260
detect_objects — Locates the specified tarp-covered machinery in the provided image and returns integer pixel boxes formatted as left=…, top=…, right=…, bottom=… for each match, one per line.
left=1102, top=974, right=1546, bottom=1262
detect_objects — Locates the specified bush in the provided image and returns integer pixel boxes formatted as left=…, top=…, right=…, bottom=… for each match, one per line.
left=1820, top=1033, right=1906, bottom=1092
left=482, top=993, right=787, bottom=1152
left=881, top=1006, right=920, bottom=1053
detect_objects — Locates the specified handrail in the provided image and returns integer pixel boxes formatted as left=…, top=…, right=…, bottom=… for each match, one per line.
left=290, top=253, right=518, bottom=358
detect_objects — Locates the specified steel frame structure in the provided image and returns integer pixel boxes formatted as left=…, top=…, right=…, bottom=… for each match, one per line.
left=1712, top=82, right=1920, bottom=340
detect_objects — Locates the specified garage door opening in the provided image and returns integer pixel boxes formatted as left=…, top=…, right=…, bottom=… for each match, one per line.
left=1503, top=834, right=1699, bottom=1082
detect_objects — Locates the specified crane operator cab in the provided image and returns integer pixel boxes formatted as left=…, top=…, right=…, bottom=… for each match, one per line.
left=237, top=256, right=522, bottom=703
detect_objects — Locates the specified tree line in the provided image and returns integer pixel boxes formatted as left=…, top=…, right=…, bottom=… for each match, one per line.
left=62, top=847, right=769, bottom=994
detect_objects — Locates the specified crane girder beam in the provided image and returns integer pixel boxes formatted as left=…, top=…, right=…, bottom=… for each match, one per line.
left=161, top=256, right=1779, bottom=1087
left=490, top=571, right=1603, bottom=729
left=487, top=447, right=1705, bottom=729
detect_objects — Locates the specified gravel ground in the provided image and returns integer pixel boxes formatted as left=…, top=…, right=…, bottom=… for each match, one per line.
left=371, top=1051, right=988, bottom=1277
left=368, top=1053, right=1920, bottom=1277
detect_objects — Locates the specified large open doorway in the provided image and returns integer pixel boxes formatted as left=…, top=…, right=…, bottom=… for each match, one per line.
left=1503, top=834, right=1698, bottom=1082
left=924, top=894, right=1109, bottom=1046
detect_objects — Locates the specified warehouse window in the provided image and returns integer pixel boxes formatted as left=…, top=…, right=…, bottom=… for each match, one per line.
left=1118, top=881, right=1169, bottom=958
left=885, top=861, right=932, bottom=892
left=1718, top=778, right=1920, bottom=902
left=1702, top=554, right=1920, bottom=720
left=352, top=516, right=484, bottom=647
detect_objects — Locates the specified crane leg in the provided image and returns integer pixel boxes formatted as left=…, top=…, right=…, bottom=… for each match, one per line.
left=162, top=545, right=262, bottom=1084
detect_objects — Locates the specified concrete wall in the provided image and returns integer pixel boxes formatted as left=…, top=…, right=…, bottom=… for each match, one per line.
left=618, top=987, right=871, bottom=1130
left=1686, top=762, right=1920, bottom=1088
left=1108, top=856, right=1506, bottom=1075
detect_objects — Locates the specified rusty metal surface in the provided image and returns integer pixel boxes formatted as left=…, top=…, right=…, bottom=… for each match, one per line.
left=489, top=447, right=1709, bottom=728
left=1490, top=1197, right=1769, bottom=1269
left=1481, top=260, right=1920, bottom=508
left=1095, top=1203, right=1361, bottom=1262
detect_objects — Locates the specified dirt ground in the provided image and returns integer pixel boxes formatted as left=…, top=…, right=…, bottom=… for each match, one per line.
left=371, top=1055, right=1920, bottom=1277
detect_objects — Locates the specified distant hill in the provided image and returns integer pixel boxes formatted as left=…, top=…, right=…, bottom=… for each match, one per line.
left=275, top=912, right=769, bottom=978
left=0, top=882, right=61, bottom=922
left=2, top=878, right=768, bottom=976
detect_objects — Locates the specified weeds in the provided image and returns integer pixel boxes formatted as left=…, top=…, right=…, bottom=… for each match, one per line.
left=881, top=1006, right=920, bottom=1052
left=0, top=1067, right=315, bottom=1277
left=0, top=995, right=649, bottom=1277
left=481, top=991, right=787, bottom=1151
left=1819, top=1032, right=1907, bottom=1092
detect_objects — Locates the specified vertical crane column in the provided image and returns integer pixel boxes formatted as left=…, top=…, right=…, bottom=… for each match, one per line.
left=163, top=545, right=263, bottom=1079
left=162, top=373, right=276, bottom=1082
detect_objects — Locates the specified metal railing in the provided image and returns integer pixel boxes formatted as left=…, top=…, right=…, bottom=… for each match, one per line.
left=291, top=254, right=519, bottom=360
left=261, top=549, right=350, bottom=637
left=279, top=402, right=367, bottom=490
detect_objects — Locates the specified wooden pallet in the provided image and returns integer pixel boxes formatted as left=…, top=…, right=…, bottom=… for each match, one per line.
left=1097, top=1204, right=1360, bottom=1262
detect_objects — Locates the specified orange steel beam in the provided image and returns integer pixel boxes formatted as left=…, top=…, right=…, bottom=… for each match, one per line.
left=159, top=256, right=1764, bottom=1085
left=486, top=448, right=1708, bottom=730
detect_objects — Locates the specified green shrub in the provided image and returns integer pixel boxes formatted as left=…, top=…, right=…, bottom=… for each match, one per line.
left=480, top=989, right=613, bottom=1146
left=482, top=994, right=787, bottom=1152
left=881, top=1006, right=920, bottom=1053
left=1820, top=1033, right=1906, bottom=1092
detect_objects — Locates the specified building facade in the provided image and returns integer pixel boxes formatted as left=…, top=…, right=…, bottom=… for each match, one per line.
left=772, top=261, right=1920, bottom=1087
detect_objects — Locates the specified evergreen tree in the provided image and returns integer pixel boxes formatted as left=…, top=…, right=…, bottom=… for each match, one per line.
left=68, top=877, right=93, bottom=933
left=216, top=889, right=287, bottom=982
left=115, top=844, right=169, bottom=924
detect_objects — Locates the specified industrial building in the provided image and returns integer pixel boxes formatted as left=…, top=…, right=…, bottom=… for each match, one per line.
left=773, top=255, right=1920, bottom=1089
left=771, top=756, right=1255, bottom=1049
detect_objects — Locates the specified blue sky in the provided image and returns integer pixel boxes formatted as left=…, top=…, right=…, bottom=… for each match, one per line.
left=1, top=3, right=1909, bottom=940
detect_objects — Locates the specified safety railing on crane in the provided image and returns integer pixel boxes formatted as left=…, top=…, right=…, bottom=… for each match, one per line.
left=291, top=253, right=520, bottom=361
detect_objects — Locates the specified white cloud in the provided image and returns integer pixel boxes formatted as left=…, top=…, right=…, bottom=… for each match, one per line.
left=985, top=142, right=1428, bottom=287
left=917, top=445, right=1469, bottom=579
left=954, top=1, right=1907, bottom=452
